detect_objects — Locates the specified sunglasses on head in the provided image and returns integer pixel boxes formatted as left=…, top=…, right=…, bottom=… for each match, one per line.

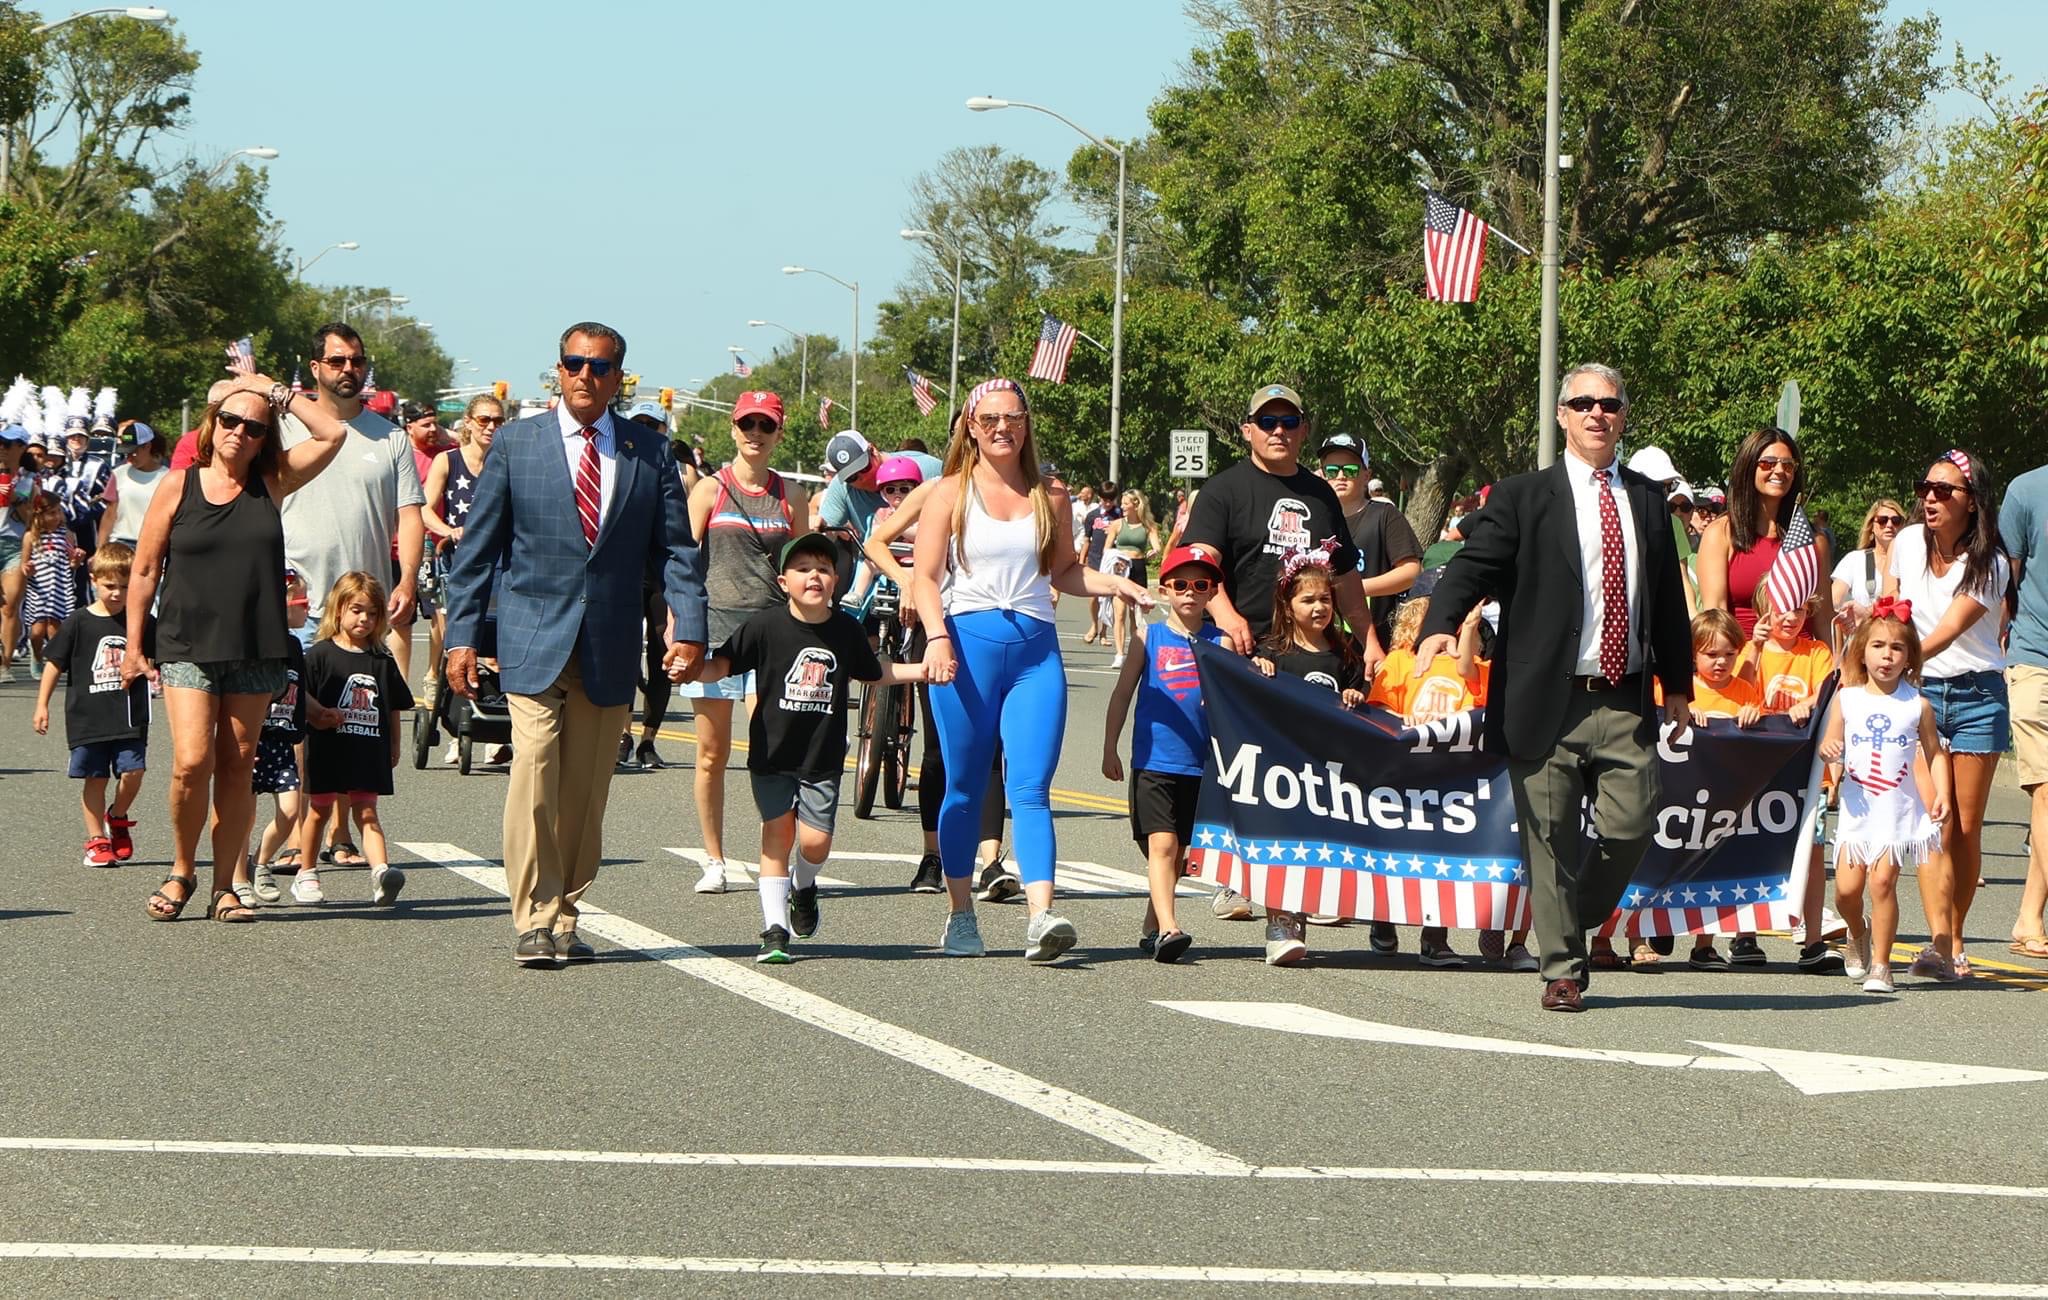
left=1916, top=479, right=1970, bottom=502
left=1872, top=512, right=1905, bottom=527
left=216, top=410, right=271, bottom=438
left=1320, top=463, right=1362, bottom=479
left=1253, top=413, right=1304, bottom=432
left=1561, top=395, right=1625, bottom=414
left=559, top=354, right=617, bottom=378
left=1162, top=577, right=1217, bottom=594
left=735, top=416, right=779, bottom=434
left=319, top=354, right=368, bottom=370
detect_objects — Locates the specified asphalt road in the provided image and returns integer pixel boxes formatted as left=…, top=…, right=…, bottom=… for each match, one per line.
left=2, top=601, right=2045, bottom=1299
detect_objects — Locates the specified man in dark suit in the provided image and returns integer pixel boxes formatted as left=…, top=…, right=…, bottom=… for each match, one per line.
left=444, top=322, right=707, bottom=968
left=1416, top=363, right=1692, bottom=1012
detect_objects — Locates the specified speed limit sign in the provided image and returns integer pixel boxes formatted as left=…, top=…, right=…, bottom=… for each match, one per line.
left=1170, top=429, right=1209, bottom=478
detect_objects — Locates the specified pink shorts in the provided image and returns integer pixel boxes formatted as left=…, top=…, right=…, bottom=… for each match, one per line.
left=309, top=792, right=379, bottom=810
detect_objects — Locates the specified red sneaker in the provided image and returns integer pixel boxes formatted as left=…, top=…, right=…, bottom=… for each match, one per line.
left=83, top=836, right=117, bottom=868
left=107, top=814, right=135, bottom=861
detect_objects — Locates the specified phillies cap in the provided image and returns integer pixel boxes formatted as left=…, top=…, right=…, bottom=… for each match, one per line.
left=824, top=430, right=874, bottom=483
left=1160, top=542, right=1224, bottom=580
left=778, top=530, right=839, bottom=571
left=732, top=390, right=785, bottom=426
left=1246, top=383, right=1304, bottom=417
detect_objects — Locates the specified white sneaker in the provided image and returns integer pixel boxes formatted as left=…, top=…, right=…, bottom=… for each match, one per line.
left=290, top=869, right=325, bottom=905
left=0, top=666, right=15, bottom=684
left=1109, top=654, right=1125, bottom=669
left=1211, top=888, right=1253, bottom=920
left=1862, top=966, right=1895, bottom=994
left=694, top=860, right=728, bottom=894
left=1843, top=931, right=1872, bottom=982
left=1819, top=905, right=1849, bottom=942
left=369, top=864, right=406, bottom=907
left=1024, top=910, right=1078, bottom=963
left=1264, top=913, right=1307, bottom=966
left=441, top=740, right=460, bottom=765
left=941, top=910, right=985, bottom=957
left=251, top=861, right=282, bottom=904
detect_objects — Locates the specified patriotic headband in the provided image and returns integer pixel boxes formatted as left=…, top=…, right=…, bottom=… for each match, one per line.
left=1278, top=538, right=1340, bottom=583
left=1943, top=449, right=1973, bottom=479
left=963, top=377, right=1028, bottom=419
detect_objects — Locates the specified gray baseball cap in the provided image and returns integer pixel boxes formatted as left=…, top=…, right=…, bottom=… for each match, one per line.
left=824, top=430, right=875, bottom=483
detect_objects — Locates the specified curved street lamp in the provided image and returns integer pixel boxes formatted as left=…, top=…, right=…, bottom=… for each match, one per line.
left=783, top=265, right=859, bottom=428
left=341, top=293, right=407, bottom=325
left=200, top=145, right=277, bottom=183
left=296, top=240, right=359, bottom=278
left=747, top=319, right=808, bottom=402
left=968, top=95, right=1127, bottom=480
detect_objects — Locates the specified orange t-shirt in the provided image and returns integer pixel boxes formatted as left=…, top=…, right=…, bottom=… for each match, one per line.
left=1688, top=673, right=1762, bottom=720
left=1738, top=635, right=1834, bottom=713
left=1370, top=649, right=1482, bottom=719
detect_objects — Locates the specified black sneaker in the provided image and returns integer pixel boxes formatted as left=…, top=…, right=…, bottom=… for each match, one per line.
left=790, top=886, right=820, bottom=939
left=615, top=733, right=635, bottom=771
left=635, top=740, right=665, bottom=770
left=977, top=856, right=1021, bottom=903
left=1689, top=945, right=1730, bottom=971
left=1369, top=921, right=1400, bottom=953
left=756, top=926, right=794, bottom=964
left=1728, top=935, right=1768, bottom=965
left=909, top=853, right=945, bottom=894
left=1796, top=941, right=1846, bottom=974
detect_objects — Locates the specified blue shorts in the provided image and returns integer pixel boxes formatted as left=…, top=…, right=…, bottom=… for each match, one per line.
left=1923, top=670, right=2011, bottom=755
left=679, top=669, right=755, bottom=701
left=69, top=739, right=146, bottom=780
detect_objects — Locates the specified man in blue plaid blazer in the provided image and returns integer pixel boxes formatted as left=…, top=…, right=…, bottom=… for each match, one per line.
left=444, top=321, right=707, bottom=967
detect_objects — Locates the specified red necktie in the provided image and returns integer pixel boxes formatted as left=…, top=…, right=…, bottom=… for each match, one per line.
left=1595, top=467, right=1628, bottom=682
left=574, top=426, right=601, bottom=547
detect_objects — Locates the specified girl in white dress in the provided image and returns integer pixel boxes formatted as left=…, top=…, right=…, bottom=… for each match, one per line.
left=1820, top=600, right=1950, bottom=993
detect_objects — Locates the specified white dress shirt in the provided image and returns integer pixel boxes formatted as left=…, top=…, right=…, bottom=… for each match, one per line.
left=554, top=403, right=619, bottom=526
left=1563, top=445, right=1641, bottom=676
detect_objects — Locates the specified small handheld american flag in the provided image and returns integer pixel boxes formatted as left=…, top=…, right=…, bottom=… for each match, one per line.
left=1423, top=190, right=1491, bottom=303
left=1027, top=313, right=1078, bottom=384
left=1763, top=503, right=1821, bottom=615
left=906, top=367, right=937, bottom=417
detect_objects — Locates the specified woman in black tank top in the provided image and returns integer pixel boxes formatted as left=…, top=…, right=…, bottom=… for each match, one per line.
left=123, top=377, right=352, bottom=923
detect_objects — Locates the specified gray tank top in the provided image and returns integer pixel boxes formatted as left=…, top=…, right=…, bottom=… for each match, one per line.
left=703, top=466, right=792, bottom=643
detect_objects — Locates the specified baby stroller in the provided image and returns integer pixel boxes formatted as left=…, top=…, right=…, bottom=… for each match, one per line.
left=411, top=614, right=512, bottom=775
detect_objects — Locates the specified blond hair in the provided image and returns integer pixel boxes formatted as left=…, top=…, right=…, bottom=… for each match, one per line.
left=944, top=378, right=1059, bottom=574
left=315, top=571, right=391, bottom=645
left=1390, top=595, right=1430, bottom=651
left=89, top=541, right=134, bottom=582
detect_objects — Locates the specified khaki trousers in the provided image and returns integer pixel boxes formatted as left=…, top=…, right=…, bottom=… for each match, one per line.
left=1506, top=688, right=1661, bottom=985
left=503, top=658, right=631, bottom=935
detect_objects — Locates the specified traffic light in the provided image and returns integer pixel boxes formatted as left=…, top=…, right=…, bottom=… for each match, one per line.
left=659, top=387, right=675, bottom=411
left=492, top=380, right=509, bottom=401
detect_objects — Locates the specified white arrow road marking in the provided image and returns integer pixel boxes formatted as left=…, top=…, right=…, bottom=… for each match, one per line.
left=1157, top=1001, right=2048, bottom=1097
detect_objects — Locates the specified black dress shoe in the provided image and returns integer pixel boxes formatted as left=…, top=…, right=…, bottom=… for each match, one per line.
left=635, top=740, right=664, bottom=770
left=555, top=931, right=596, bottom=963
left=514, top=928, right=559, bottom=967
left=1541, top=978, right=1585, bottom=1012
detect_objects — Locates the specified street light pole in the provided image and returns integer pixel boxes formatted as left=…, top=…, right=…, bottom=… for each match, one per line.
left=968, top=95, right=1127, bottom=481
left=341, top=293, right=406, bottom=326
left=199, top=145, right=277, bottom=183
left=3, top=7, right=171, bottom=198
left=747, top=319, right=808, bottom=403
left=901, top=229, right=965, bottom=431
left=296, top=240, right=359, bottom=278
left=1536, top=0, right=1563, bottom=470
left=783, top=266, right=858, bottom=428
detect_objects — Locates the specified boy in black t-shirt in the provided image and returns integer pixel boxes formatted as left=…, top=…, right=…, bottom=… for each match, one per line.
left=32, top=542, right=151, bottom=867
left=700, top=532, right=927, bottom=963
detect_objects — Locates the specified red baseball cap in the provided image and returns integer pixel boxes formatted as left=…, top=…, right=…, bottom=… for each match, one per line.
left=732, top=390, right=784, bottom=426
left=1161, top=543, right=1223, bottom=581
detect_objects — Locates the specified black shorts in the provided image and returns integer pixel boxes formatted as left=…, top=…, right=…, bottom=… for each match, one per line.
left=1129, top=769, right=1200, bottom=846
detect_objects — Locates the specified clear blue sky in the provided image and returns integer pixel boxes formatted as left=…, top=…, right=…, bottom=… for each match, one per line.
left=136, top=0, right=1204, bottom=404
left=57, top=1, right=2048, bottom=405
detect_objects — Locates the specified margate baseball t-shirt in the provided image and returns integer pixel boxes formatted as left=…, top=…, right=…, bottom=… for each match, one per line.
left=715, top=606, right=883, bottom=777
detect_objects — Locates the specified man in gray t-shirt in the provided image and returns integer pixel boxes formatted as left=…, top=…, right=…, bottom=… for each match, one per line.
left=2000, top=460, right=2048, bottom=953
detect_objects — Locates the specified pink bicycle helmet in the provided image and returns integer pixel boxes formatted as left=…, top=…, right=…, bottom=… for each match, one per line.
left=875, top=455, right=924, bottom=489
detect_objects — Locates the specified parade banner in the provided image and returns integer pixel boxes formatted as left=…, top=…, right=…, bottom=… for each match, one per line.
left=1184, top=642, right=1826, bottom=936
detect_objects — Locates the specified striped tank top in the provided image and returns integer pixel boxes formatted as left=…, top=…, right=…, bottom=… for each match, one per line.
left=704, top=465, right=792, bottom=643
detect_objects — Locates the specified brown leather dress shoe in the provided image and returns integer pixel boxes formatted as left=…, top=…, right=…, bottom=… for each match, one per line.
left=555, top=931, right=596, bottom=963
left=1541, top=978, right=1585, bottom=1012
left=514, top=928, right=559, bottom=968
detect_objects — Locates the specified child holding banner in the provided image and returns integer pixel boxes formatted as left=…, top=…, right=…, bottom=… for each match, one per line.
left=1675, top=609, right=1765, bottom=971
left=1101, top=543, right=1229, bottom=964
left=1821, top=600, right=1949, bottom=993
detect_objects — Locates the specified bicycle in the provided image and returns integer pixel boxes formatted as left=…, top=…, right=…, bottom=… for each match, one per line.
left=852, top=563, right=918, bottom=819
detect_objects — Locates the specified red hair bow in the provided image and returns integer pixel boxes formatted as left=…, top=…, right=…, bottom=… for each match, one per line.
left=1870, top=596, right=1913, bottom=622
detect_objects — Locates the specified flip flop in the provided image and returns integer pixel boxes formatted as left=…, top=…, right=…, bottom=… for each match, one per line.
left=324, top=841, right=368, bottom=868
left=2008, top=937, right=2048, bottom=960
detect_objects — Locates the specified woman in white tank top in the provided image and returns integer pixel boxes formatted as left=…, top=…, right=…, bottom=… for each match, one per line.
left=910, top=378, right=1150, bottom=963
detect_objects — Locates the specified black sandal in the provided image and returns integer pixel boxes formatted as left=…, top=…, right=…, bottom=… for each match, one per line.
left=147, top=874, right=196, bottom=921
left=269, top=847, right=302, bottom=876
left=210, top=891, right=257, bottom=923
left=324, top=841, right=367, bottom=868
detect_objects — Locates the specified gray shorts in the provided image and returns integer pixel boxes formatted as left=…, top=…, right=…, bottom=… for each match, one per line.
left=750, top=771, right=840, bottom=834
left=160, top=657, right=289, bottom=696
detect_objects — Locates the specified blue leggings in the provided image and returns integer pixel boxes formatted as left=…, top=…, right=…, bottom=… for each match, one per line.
left=929, top=610, right=1067, bottom=884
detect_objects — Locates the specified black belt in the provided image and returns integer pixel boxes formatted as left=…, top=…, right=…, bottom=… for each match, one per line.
left=1575, top=672, right=1641, bottom=693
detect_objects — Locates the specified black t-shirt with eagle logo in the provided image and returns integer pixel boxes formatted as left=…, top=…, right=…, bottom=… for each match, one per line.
left=303, top=640, right=414, bottom=796
left=715, top=606, right=883, bottom=778
left=47, top=607, right=152, bottom=747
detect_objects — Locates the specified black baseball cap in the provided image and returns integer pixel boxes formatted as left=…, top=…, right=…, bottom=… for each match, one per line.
left=1317, top=433, right=1368, bottom=463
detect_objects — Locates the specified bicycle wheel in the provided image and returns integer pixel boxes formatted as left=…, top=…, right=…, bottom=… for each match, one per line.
left=853, top=679, right=886, bottom=819
left=883, top=682, right=914, bottom=809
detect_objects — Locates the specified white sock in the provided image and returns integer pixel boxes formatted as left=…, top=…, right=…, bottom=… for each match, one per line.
left=792, top=851, right=824, bottom=891
left=760, top=875, right=791, bottom=932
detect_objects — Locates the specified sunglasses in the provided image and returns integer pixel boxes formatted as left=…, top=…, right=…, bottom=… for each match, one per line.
left=1253, top=413, right=1304, bottom=432
left=1561, top=395, right=1625, bottom=414
left=1872, top=513, right=1905, bottom=527
left=973, top=412, right=1026, bottom=431
left=216, top=410, right=271, bottom=438
left=1915, top=479, right=1970, bottom=502
left=880, top=482, right=915, bottom=496
left=1756, top=455, right=1799, bottom=471
left=559, top=354, right=617, bottom=378
left=319, top=354, right=368, bottom=370
left=735, top=416, right=780, bottom=434
left=1162, top=577, right=1217, bottom=594
left=470, top=415, right=505, bottom=428
left=1320, top=463, right=1363, bottom=479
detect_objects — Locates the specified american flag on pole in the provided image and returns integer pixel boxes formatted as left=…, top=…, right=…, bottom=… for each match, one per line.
left=361, top=364, right=376, bottom=391
left=1763, top=502, right=1822, bottom=615
left=1026, top=313, right=1079, bottom=384
left=731, top=355, right=753, bottom=378
left=818, top=396, right=834, bottom=430
left=1423, top=190, right=1491, bottom=303
left=289, top=368, right=305, bottom=394
left=906, top=367, right=938, bottom=417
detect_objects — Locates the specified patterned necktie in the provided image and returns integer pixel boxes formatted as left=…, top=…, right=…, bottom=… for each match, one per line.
left=1595, top=466, right=1628, bottom=681
left=575, top=426, right=601, bottom=547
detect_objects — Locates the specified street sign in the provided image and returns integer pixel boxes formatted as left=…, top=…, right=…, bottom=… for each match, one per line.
left=1170, top=429, right=1209, bottom=478
left=1777, top=379, right=1801, bottom=437
left=435, top=398, right=466, bottom=418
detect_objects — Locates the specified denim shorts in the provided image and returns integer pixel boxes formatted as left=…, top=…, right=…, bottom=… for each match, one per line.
left=679, top=669, right=755, bottom=701
left=69, top=739, right=146, bottom=779
left=159, top=657, right=289, bottom=697
left=1922, top=669, right=2011, bottom=755
left=0, top=532, right=20, bottom=573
